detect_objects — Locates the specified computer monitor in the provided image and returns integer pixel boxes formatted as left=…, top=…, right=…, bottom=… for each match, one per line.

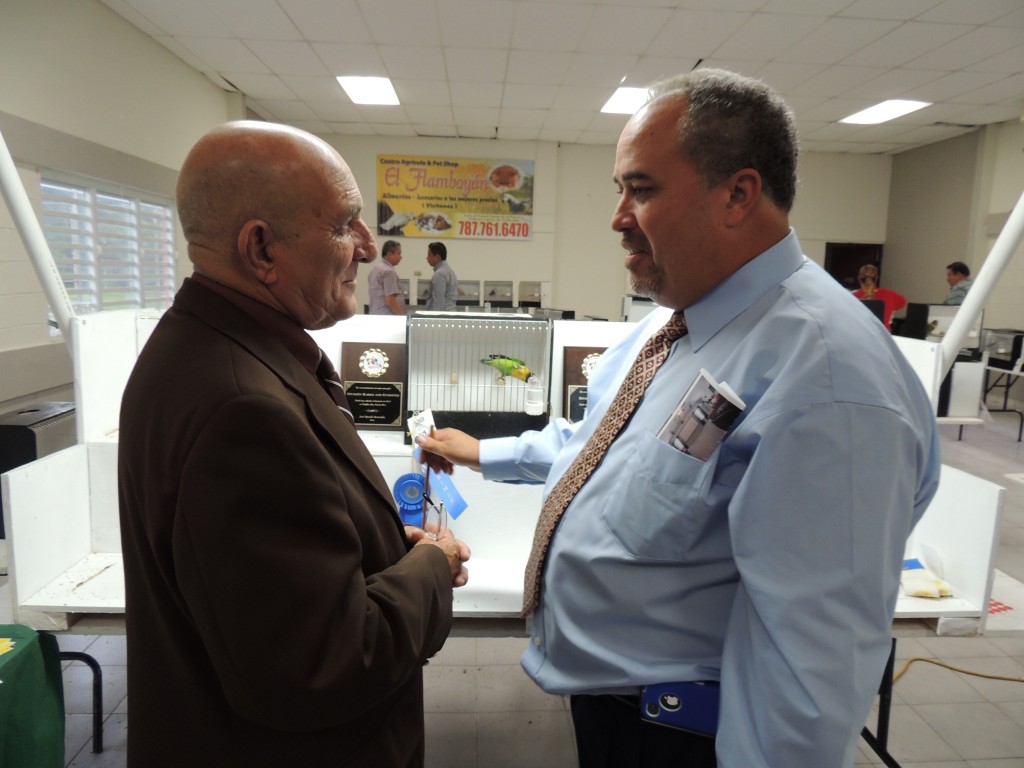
left=902, top=303, right=983, bottom=350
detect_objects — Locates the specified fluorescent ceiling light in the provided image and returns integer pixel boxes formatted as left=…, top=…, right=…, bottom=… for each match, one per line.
left=336, top=76, right=399, bottom=106
left=840, top=99, right=930, bottom=125
left=601, top=87, right=650, bottom=115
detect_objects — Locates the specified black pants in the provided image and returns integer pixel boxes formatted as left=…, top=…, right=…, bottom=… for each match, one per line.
left=570, top=694, right=717, bottom=768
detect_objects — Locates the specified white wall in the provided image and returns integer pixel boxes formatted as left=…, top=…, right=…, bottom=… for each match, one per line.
left=0, top=0, right=233, bottom=411
left=884, top=131, right=982, bottom=306
left=976, top=120, right=1024, bottom=331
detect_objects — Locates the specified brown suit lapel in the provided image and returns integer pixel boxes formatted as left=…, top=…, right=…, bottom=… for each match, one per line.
left=175, top=281, right=402, bottom=522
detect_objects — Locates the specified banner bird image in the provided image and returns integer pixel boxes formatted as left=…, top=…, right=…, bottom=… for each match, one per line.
left=480, top=354, right=532, bottom=385
left=378, top=210, right=415, bottom=234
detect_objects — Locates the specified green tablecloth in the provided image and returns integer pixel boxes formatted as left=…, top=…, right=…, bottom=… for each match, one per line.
left=0, top=625, right=64, bottom=768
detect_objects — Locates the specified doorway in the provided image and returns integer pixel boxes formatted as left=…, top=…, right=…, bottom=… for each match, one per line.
left=824, top=242, right=884, bottom=291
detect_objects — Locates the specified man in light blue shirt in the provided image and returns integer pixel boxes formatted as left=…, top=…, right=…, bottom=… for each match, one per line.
left=417, top=69, right=940, bottom=768
left=424, top=241, right=457, bottom=310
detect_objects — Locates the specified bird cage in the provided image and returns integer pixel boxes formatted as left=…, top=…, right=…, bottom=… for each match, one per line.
left=406, top=313, right=551, bottom=439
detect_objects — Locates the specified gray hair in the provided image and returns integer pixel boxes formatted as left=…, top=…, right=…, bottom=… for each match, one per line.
left=648, top=68, right=798, bottom=212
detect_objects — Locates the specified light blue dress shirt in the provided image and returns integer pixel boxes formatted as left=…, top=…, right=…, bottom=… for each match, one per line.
left=479, top=230, right=941, bottom=768
left=426, top=260, right=458, bottom=310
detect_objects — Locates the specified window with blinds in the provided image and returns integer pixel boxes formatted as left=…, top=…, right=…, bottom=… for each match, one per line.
left=39, top=175, right=176, bottom=316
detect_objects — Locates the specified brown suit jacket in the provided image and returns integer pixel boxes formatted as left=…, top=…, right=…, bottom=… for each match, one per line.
left=118, top=279, right=453, bottom=767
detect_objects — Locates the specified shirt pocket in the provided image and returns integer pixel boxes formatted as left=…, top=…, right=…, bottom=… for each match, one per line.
left=599, top=430, right=715, bottom=561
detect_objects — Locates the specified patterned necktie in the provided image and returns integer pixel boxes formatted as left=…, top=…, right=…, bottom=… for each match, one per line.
left=521, top=311, right=688, bottom=616
left=316, top=353, right=354, bottom=422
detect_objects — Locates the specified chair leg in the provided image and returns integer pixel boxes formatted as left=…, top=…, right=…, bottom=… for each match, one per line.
left=861, top=638, right=902, bottom=767
left=59, top=651, right=104, bottom=753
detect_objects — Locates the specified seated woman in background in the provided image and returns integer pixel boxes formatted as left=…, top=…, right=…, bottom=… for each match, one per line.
left=852, top=264, right=906, bottom=332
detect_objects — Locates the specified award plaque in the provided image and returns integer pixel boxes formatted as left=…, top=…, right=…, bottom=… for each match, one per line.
left=341, top=342, right=407, bottom=429
left=562, top=346, right=606, bottom=423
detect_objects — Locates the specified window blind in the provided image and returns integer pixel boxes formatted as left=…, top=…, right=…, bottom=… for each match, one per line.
left=39, top=174, right=176, bottom=316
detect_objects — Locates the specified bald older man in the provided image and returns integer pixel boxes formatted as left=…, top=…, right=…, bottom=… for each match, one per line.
left=118, top=121, right=469, bottom=768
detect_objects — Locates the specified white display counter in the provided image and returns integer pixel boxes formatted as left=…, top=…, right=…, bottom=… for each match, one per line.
left=0, top=311, right=1006, bottom=634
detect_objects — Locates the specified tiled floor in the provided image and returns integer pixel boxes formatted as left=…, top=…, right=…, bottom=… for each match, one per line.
left=31, top=410, right=1024, bottom=766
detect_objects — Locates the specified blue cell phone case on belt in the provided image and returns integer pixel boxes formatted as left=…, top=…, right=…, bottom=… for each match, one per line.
left=640, top=681, right=720, bottom=737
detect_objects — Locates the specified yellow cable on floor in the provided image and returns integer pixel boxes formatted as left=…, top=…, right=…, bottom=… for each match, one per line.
left=894, top=656, right=1024, bottom=684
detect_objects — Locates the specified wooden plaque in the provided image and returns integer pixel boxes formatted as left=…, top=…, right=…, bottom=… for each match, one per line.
left=562, top=346, right=606, bottom=423
left=340, top=342, right=407, bottom=430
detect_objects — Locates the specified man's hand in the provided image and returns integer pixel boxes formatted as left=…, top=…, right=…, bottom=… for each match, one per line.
left=415, top=427, right=482, bottom=474
left=409, top=526, right=471, bottom=587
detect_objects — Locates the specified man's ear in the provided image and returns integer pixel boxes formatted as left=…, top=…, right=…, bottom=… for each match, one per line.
left=722, top=169, right=762, bottom=227
left=237, top=219, right=278, bottom=285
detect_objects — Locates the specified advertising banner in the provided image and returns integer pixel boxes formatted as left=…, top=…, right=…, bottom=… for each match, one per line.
left=377, top=155, right=534, bottom=241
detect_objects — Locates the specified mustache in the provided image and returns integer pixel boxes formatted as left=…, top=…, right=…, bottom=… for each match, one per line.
left=621, top=235, right=650, bottom=252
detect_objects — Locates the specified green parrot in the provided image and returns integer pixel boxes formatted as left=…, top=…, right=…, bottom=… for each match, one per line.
left=480, top=354, right=532, bottom=383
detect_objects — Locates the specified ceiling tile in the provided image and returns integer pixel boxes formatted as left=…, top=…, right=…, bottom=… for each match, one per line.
left=539, top=128, right=581, bottom=143
left=457, top=125, right=500, bottom=139
left=357, top=0, right=442, bottom=46
left=279, top=75, right=350, bottom=102
left=497, top=126, right=542, bottom=140
left=966, top=44, right=1024, bottom=75
left=577, top=6, right=673, bottom=54
left=646, top=9, right=751, bottom=58
left=913, top=71, right=1012, bottom=102
left=220, top=73, right=297, bottom=100
left=392, top=80, right=452, bottom=106
left=358, top=105, right=411, bottom=124
left=842, top=68, right=946, bottom=101
left=115, top=0, right=232, bottom=36
left=838, top=0, right=943, bottom=21
left=775, top=17, right=900, bottom=65
left=380, top=46, right=447, bottom=81
left=286, top=119, right=332, bottom=134
left=507, top=50, right=572, bottom=85
left=445, top=48, right=509, bottom=83
left=943, top=104, right=1020, bottom=124
left=503, top=83, right=559, bottom=109
left=943, top=72, right=1024, bottom=105
left=205, top=0, right=302, bottom=40
left=102, top=0, right=1024, bottom=154
left=625, top=56, right=708, bottom=87
left=326, top=122, right=373, bottom=135
left=175, top=37, right=270, bottom=75
left=247, top=40, right=330, bottom=76
left=311, top=43, right=386, bottom=76
left=278, top=0, right=371, bottom=43
left=713, top=13, right=826, bottom=60
left=918, top=0, right=1024, bottom=25
left=551, top=84, right=615, bottom=111
left=412, top=124, right=460, bottom=138
left=907, top=26, right=1024, bottom=70
left=543, top=110, right=595, bottom=131
left=368, top=123, right=418, bottom=137
left=511, top=2, right=594, bottom=51
left=252, top=99, right=320, bottom=120
left=759, top=0, right=851, bottom=13
left=842, top=22, right=969, bottom=67
left=438, top=0, right=517, bottom=48
left=452, top=106, right=501, bottom=125
left=450, top=82, right=505, bottom=109
left=563, top=53, right=638, bottom=88
left=403, top=105, right=456, bottom=124
left=788, top=65, right=889, bottom=98
left=306, top=99, right=364, bottom=122
left=498, top=109, right=547, bottom=128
